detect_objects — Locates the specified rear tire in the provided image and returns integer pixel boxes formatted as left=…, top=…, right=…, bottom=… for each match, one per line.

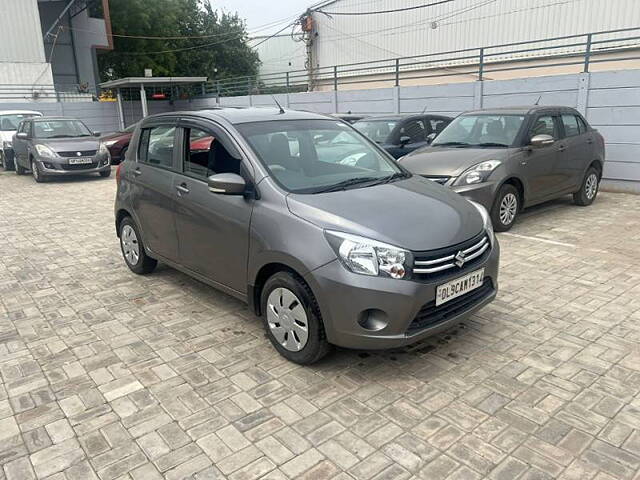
left=15, top=158, right=26, bottom=175
left=491, top=184, right=519, bottom=232
left=100, top=169, right=111, bottom=178
left=261, top=271, right=331, bottom=364
left=119, top=217, right=157, bottom=275
left=573, top=167, right=599, bottom=206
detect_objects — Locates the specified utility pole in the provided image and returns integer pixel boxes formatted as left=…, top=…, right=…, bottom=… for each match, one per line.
left=301, top=10, right=314, bottom=92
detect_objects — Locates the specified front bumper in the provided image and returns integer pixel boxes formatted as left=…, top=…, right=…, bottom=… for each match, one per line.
left=450, top=180, right=499, bottom=211
left=35, top=156, right=110, bottom=176
left=305, top=238, right=500, bottom=350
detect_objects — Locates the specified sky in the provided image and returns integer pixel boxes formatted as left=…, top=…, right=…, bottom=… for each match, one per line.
left=208, top=0, right=310, bottom=36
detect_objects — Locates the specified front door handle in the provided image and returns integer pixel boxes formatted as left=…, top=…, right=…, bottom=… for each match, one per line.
left=587, top=138, right=594, bottom=144
left=557, top=145, right=566, bottom=152
left=133, top=168, right=142, bottom=177
left=176, top=184, right=189, bottom=195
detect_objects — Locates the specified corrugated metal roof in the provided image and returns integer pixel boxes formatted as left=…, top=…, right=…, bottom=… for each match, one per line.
left=311, top=0, right=640, bottom=67
left=0, top=0, right=47, bottom=63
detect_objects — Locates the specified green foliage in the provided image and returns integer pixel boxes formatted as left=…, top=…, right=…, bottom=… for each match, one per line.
left=98, top=0, right=260, bottom=82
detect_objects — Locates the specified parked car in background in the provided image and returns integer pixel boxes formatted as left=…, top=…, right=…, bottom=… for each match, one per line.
left=100, top=122, right=138, bottom=164
left=114, top=108, right=499, bottom=364
left=13, top=117, right=111, bottom=182
left=332, top=113, right=369, bottom=124
left=0, top=110, right=42, bottom=170
left=353, top=114, right=452, bottom=158
left=399, top=106, right=605, bottom=231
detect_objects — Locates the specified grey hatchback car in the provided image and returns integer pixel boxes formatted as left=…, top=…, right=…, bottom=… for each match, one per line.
left=12, top=117, right=111, bottom=182
left=400, top=106, right=605, bottom=231
left=114, top=108, right=500, bottom=364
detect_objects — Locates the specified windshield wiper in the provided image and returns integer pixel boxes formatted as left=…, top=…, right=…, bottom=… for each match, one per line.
left=313, top=176, right=382, bottom=193
left=432, top=141, right=471, bottom=147
left=372, top=171, right=411, bottom=185
left=47, top=135, right=71, bottom=138
left=472, top=142, right=509, bottom=148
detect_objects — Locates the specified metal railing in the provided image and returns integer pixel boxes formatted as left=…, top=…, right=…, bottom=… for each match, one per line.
left=0, top=83, right=98, bottom=102
left=204, top=26, right=640, bottom=97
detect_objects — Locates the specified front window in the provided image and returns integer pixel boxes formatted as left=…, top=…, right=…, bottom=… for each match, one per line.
left=353, top=120, right=398, bottom=144
left=0, top=114, right=39, bottom=131
left=33, top=120, right=92, bottom=139
left=237, top=119, right=406, bottom=194
left=433, top=114, right=526, bottom=147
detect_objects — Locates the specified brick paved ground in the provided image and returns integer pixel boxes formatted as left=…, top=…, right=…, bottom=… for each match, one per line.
left=1, top=171, right=639, bottom=480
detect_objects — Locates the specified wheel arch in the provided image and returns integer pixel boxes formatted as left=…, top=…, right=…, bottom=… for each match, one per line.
left=250, top=261, right=311, bottom=317
left=498, top=176, right=526, bottom=210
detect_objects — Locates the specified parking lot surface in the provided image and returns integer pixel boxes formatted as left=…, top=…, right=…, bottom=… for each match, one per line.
left=1, top=171, right=639, bottom=480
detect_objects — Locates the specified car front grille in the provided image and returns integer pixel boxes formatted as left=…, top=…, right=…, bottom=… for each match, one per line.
left=422, top=175, right=451, bottom=185
left=413, top=232, right=490, bottom=279
left=407, top=278, right=494, bottom=333
left=59, top=162, right=98, bottom=171
left=57, top=150, right=97, bottom=157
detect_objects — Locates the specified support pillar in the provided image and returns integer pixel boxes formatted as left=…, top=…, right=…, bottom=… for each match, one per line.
left=140, top=84, right=148, bottom=118
left=116, top=88, right=125, bottom=130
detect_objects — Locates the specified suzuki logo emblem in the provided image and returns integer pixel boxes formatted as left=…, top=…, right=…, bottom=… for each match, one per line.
left=454, top=251, right=466, bottom=268
left=76, top=151, right=82, bottom=156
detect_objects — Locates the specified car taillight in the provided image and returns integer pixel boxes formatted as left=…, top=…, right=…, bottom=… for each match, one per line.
left=116, top=163, right=123, bottom=183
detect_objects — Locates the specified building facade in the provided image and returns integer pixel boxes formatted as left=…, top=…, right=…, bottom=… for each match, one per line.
left=0, top=0, right=111, bottom=101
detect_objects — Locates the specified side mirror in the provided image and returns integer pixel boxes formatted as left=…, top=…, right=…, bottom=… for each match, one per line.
left=16, top=132, right=28, bottom=140
left=426, top=133, right=437, bottom=144
left=93, top=131, right=101, bottom=137
left=208, top=173, right=246, bottom=195
left=399, top=135, right=411, bottom=146
left=529, top=134, right=554, bottom=147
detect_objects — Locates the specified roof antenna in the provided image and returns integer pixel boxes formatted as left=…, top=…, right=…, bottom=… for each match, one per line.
left=534, top=95, right=542, bottom=105
left=272, top=95, right=285, bottom=114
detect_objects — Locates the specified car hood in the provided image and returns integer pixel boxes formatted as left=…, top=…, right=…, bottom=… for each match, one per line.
left=35, top=137, right=101, bottom=152
left=100, top=131, right=130, bottom=142
left=400, top=146, right=509, bottom=177
left=286, top=175, right=484, bottom=251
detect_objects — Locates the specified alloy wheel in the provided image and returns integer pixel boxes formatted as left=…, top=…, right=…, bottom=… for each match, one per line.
left=31, top=161, right=39, bottom=181
left=266, top=287, right=309, bottom=352
left=121, top=225, right=140, bottom=265
left=585, top=172, right=598, bottom=200
left=499, top=192, right=518, bottom=226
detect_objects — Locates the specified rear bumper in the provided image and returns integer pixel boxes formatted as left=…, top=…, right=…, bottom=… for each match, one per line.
left=304, top=238, right=500, bottom=350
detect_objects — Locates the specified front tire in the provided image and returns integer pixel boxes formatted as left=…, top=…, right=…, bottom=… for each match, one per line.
left=31, top=159, right=45, bottom=183
left=1, top=150, right=13, bottom=171
left=261, top=272, right=331, bottom=364
left=491, top=184, right=519, bottom=232
left=119, top=217, right=157, bottom=274
left=100, top=169, right=111, bottom=178
left=573, top=167, right=599, bottom=206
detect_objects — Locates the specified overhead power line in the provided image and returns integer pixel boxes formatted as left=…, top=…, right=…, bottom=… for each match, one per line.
left=318, top=0, right=454, bottom=16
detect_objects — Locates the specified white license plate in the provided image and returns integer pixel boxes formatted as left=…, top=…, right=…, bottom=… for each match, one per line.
left=68, top=157, right=93, bottom=165
left=436, top=268, right=485, bottom=306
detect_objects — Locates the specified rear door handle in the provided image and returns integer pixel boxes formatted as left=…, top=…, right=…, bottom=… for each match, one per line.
left=557, top=145, right=566, bottom=152
left=587, top=138, right=594, bottom=144
left=176, top=183, right=189, bottom=195
left=133, top=168, right=142, bottom=177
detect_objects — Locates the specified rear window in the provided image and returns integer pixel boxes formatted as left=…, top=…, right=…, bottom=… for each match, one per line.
left=138, top=126, right=175, bottom=168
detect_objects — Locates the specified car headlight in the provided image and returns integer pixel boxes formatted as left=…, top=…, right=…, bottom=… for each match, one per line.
left=98, top=142, right=109, bottom=155
left=35, top=144, right=57, bottom=159
left=103, top=139, right=117, bottom=147
left=457, top=160, right=501, bottom=185
left=469, top=201, right=495, bottom=244
left=325, top=230, right=411, bottom=279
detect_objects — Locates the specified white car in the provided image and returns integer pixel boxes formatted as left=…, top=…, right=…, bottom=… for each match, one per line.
left=1, top=110, right=42, bottom=170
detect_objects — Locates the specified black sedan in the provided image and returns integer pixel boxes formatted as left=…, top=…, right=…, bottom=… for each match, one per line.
left=353, top=114, right=452, bottom=159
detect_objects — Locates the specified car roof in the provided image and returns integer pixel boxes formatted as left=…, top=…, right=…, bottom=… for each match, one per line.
left=461, top=105, right=580, bottom=116
left=0, top=110, right=42, bottom=115
left=153, top=107, right=337, bottom=125
left=31, top=117, right=81, bottom=122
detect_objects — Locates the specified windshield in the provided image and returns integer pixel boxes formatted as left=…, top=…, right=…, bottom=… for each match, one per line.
left=237, top=119, right=405, bottom=194
left=353, top=120, right=398, bottom=143
left=0, top=114, right=40, bottom=131
left=433, top=114, right=525, bottom=147
left=33, top=120, right=92, bottom=139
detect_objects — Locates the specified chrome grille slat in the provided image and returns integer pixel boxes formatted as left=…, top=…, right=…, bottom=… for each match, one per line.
left=413, top=234, right=490, bottom=276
